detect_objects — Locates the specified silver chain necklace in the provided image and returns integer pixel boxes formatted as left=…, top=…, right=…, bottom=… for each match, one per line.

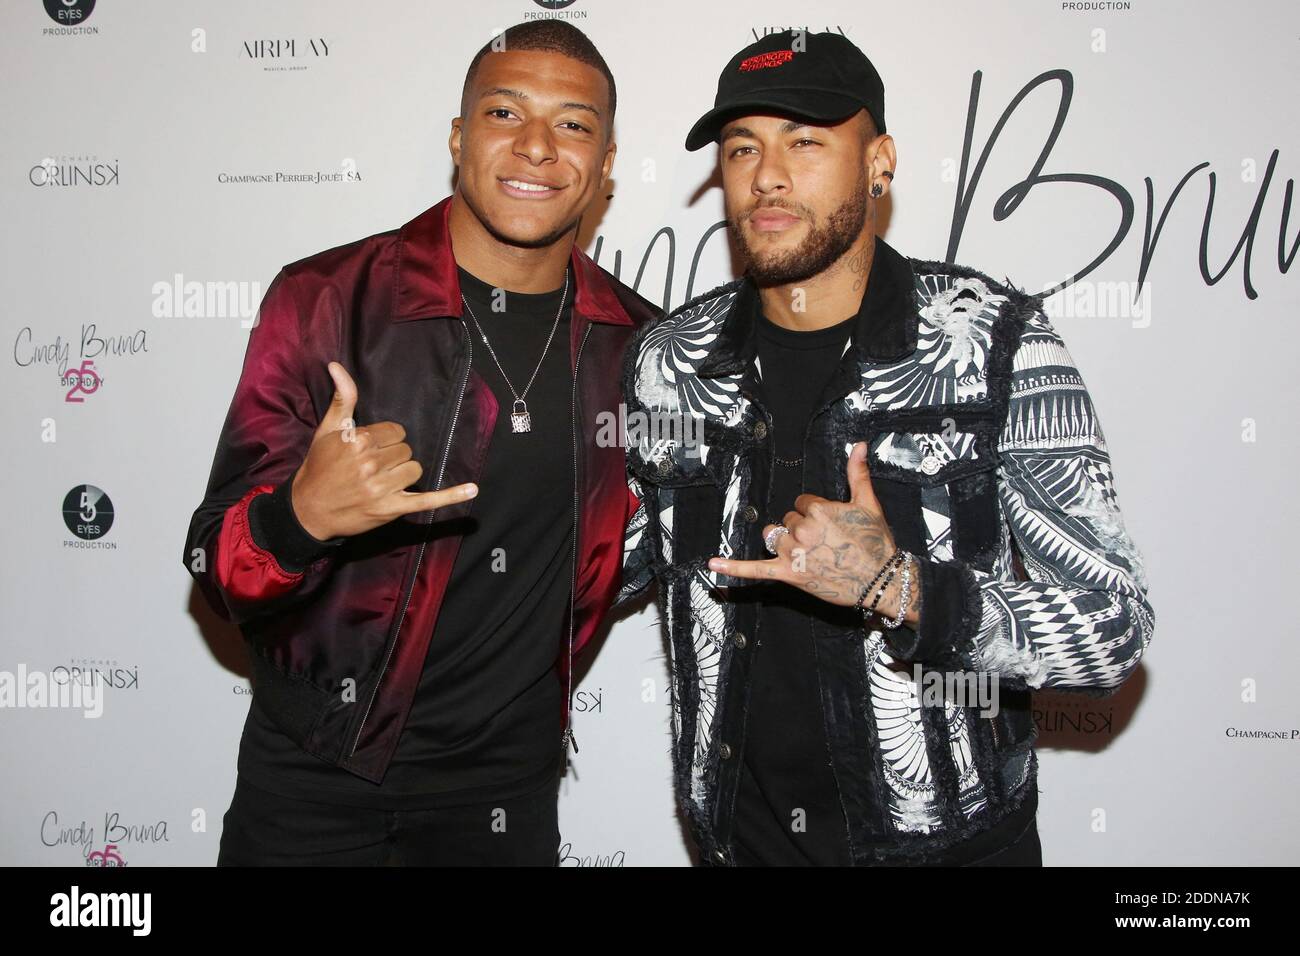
left=459, top=270, right=569, bottom=433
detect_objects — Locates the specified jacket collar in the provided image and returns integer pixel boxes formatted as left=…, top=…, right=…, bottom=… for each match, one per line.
left=391, top=195, right=634, bottom=326
left=697, top=234, right=919, bottom=378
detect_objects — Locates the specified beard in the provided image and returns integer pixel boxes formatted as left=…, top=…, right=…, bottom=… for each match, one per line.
left=729, top=175, right=868, bottom=286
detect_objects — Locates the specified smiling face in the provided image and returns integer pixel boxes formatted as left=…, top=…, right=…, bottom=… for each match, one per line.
left=450, top=49, right=615, bottom=249
left=720, top=109, right=888, bottom=286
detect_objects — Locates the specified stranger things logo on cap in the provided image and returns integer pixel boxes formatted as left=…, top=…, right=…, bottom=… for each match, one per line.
left=739, top=50, right=796, bottom=71
left=685, top=30, right=887, bottom=151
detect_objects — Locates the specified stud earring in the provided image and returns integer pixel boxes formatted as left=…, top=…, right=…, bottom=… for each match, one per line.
left=870, top=182, right=883, bottom=198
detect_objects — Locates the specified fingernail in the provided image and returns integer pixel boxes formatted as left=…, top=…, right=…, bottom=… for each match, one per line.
left=464, top=484, right=478, bottom=497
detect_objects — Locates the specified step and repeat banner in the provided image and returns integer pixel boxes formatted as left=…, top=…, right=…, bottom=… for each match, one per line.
left=1, top=0, right=1295, bottom=866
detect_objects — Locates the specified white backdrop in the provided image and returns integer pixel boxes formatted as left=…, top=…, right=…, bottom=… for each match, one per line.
left=2, top=0, right=1297, bottom=866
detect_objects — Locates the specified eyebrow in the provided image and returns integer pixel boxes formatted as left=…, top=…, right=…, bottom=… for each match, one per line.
left=479, top=87, right=601, bottom=117
left=721, top=119, right=817, bottom=142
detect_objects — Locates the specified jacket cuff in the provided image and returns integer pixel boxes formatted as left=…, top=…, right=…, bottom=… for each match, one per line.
left=247, top=474, right=344, bottom=574
left=879, top=556, right=981, bottom=666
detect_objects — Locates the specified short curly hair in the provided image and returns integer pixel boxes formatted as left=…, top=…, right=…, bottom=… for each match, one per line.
left=460, top=21, right=616, bottom=135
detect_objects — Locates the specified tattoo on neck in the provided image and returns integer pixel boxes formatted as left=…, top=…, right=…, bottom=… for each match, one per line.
left=847, top=242, right=873, bottom=294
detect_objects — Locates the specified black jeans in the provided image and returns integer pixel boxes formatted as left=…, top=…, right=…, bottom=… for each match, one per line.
left=216, top=771, right=561, bottom=866
left=950, top=812, right=1042, bottom=866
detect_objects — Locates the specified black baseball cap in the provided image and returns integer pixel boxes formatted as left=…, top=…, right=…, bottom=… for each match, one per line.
left=685, top=30, right=886, bottom=151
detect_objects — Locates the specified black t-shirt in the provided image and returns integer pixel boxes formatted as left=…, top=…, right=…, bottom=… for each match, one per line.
left=732, top=309, right=858, bottom=865
left=732, top=308, right=1039, bottom=865
left=235, top=264, right=575, bottom=809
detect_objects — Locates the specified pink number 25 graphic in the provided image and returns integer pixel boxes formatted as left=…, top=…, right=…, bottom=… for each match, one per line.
left=86, top=844, right=125, bottom=867
left=64, top=360, right=102, bottom=403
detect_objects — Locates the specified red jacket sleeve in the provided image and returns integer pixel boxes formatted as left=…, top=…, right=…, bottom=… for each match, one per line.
left=182, top=268, right=342, bottom=626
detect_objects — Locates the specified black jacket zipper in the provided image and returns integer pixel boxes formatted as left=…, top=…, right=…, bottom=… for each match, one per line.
left=561, top=322, right=594, bottom=767
left=348, top=321, right=473, bottom=758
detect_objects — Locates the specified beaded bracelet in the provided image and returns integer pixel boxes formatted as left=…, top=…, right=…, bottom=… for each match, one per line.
left=855, top=549, right=906, bottom=615
left=880, top=555, right=915, bottom=630
left=865, top=560, right=902, bottom=617
left=868, top=554, right=909, bottom=621
left=854, top=550, right=899, bottom=610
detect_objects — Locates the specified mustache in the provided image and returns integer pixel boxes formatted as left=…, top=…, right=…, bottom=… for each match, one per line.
left=738, top=199, right=813, bottom=223
left=733, top=197, right=811, bottom=227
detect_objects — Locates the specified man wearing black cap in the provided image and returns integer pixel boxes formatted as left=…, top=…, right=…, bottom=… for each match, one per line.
left=622, top=30, right=1153, bottom=865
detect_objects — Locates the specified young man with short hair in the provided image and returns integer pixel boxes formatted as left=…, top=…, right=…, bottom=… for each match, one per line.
left=186, top=20, right=658, bottom=866
left=622, top=30, right=1154, bottom=866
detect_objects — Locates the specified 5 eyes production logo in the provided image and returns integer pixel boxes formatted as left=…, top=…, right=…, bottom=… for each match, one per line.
left=62, top=485, right=114, bottom=543
left=43, top=1, right=95, bottom=25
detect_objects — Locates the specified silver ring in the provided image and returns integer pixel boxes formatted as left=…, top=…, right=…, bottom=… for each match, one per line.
left=763, top=525, right=789, bottom=556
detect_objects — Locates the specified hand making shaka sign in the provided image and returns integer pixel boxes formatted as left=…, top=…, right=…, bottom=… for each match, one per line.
left=707, top=441, right=922, bottom=628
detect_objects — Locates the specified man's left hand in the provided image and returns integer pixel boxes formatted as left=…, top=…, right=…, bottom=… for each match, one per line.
left=707, top=441, right=918, bottom=622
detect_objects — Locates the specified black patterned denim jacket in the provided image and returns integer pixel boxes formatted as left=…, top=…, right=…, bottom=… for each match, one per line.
left=615, top=236, right=1155, bottom=865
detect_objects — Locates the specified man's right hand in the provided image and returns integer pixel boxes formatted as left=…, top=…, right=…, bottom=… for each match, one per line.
left=290, top=361, right=478, bottom=541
